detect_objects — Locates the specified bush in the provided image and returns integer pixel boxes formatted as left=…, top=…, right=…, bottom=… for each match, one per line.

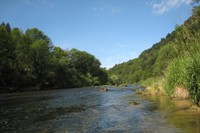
left=165, top=58, right=188, bottom=95
left=165, top=53, right=200, bottom=105
left=187, top=54, right=200, bottom=105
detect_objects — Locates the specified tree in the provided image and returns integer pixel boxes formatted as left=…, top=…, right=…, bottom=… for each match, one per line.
left=25, top=28, right=52, bottom=49
left=48, top=47, right=73, bottom=88
left=6, top=23, right=11, bottom=33
left=11, top=28, right=34, bottom=87
left=0, top=23, right=109, bottom=91
left=67, top=48, right=108, bottom=86
left=29, top=40, right=51, bottom=88
left=1, top=22, right=5, bottom=26
left=68, top=48, right=101, bottom=75
left=98, top=68, right=109, bottom=85
left=0, top=24, right=15, bottom=89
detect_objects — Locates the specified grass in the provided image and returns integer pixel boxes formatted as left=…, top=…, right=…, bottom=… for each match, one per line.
left=165, top=53, right=200, bottom=106
left=140, top=77, right=165, bottom=95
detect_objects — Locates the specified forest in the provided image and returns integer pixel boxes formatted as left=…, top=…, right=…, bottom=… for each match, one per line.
left=0, top=23, right=109, bottom=92
left=108, top=6, right=200, bottom=105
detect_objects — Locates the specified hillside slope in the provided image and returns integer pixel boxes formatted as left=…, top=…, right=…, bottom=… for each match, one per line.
left=108, top=6, right=200, bottom=85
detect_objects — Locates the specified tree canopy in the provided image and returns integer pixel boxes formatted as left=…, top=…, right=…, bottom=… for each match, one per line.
left=0, top=23, right=108, bottom=92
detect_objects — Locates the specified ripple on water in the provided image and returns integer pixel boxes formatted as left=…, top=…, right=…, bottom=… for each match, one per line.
left=0, top=87, right=194, bottom=132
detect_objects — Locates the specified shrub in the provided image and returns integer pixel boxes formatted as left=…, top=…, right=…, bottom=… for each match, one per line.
left=165, top=53, right=200, bottom=106
left=187, top=54, right=200, bottom=105
left=165, top=58, right=188, bottom=95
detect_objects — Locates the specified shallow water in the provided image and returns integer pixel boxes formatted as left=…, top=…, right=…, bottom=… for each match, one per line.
left=0, top=87, right=199, bottom=132
left=144, top=95, right=200, bottom=133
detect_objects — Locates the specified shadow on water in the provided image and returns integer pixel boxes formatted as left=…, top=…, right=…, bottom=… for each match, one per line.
left=0, top=89, right=97, bottom=132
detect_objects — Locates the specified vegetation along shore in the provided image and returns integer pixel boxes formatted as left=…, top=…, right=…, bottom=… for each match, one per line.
left=109, top=6, right=200, bottom=107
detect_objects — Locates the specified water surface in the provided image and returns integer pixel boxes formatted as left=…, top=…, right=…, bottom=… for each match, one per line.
left=1, top=87, right=198, bottom=132
left=144, top=95, right=200, bottom=133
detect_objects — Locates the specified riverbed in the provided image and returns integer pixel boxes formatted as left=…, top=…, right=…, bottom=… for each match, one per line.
left=0, top=86, right=200, bottom=132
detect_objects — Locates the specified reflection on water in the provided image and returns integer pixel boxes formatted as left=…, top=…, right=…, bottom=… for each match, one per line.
left=0, top=87, right=198, bottom=132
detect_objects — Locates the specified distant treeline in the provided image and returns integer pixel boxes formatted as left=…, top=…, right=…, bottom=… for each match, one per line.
left=0, top=23, right=108, bottom=92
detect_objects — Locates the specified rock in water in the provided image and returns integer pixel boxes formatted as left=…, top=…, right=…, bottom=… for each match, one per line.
left=100, top=87, right=108, bottom=92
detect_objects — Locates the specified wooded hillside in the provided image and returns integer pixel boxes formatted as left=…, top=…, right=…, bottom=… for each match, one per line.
left=109, top=6, right=200, bottom=85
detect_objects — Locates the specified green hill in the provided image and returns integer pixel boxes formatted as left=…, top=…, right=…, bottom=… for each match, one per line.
left=108, top=6, right=200, bottom=106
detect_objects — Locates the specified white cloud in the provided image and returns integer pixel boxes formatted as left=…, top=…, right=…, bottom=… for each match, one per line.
left=21, top=0, right=55, bottom=8
left=117, top=43, right=127, bottom=48
left=21, top=0, right=38, bottom=8
left=39, top=0, right=55, bottom=7
left=100, top=49, right=106, bottom=52
left=111, top=8, right=121, bottom=14
left=151, top=0, right=192, bottom=15
left=90, top=2, right=121, bottom=14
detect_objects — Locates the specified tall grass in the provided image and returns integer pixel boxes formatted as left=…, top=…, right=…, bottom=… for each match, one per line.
left=187, top=54, right=200, bottom=105
left=165, top=53, right=200, bottom=105
left=140, top=77, right=165, bottom=95
left=164, top=8, right=200, bottom=106
left=165, top=58, right=188, bottom=95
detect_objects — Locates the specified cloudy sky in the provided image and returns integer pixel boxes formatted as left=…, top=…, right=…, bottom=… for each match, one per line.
left=0, top=0, right=198, bottom=69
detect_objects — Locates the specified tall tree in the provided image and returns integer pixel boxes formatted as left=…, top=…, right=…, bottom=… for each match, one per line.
left=25, top=28, right=53, bottom=49
left=0, top=24, right=15, bottom=89
left=6, top=23, right=11, bottom=33
left=29, top=40, right=51, bottom=88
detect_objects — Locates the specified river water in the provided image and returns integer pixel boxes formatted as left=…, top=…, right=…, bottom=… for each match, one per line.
left=0, top=86, right=200, bottom=133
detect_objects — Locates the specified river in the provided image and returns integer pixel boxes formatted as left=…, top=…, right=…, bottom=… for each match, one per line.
left=0, top=86, right=200, bottom=132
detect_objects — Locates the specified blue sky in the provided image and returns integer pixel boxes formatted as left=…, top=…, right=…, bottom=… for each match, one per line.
left=0, top=0, right=197, bottom=69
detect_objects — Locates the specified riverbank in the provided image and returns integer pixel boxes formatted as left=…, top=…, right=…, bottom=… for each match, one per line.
left=0, top=85, right=76, bottom=94
left=140, top=78, right=200, bottom=110
left=0, top=86, right=57, bottom=93
left=0, top=85, right=113, bottom=94
left=141, top=93, right=200, bottom=133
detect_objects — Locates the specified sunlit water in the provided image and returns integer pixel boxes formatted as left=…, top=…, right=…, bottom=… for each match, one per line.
left=0, top=87, right=199, bottom=132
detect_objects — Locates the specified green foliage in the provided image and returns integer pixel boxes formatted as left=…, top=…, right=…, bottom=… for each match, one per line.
left=165, top=54, right=200, bottom=105
left=29, top=40, right=51, bottom=87
left=0, top=23, right=16, bottom=89
left=153, top=43, right=177, bottom=76
left=25, top=28, right=51, bottom=45
left=110, top=74, right=121, bottom=85
left=187, top=55, right=200, bottom=105
left=0, top=23, right=108, bottom=91
left=68, top=48, right=101, bottom=76
left=108, top=6, right=200, bottom=106
left=165, top=58, right=189, bottom=95
left=109, top=6, right=200, bottom=85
